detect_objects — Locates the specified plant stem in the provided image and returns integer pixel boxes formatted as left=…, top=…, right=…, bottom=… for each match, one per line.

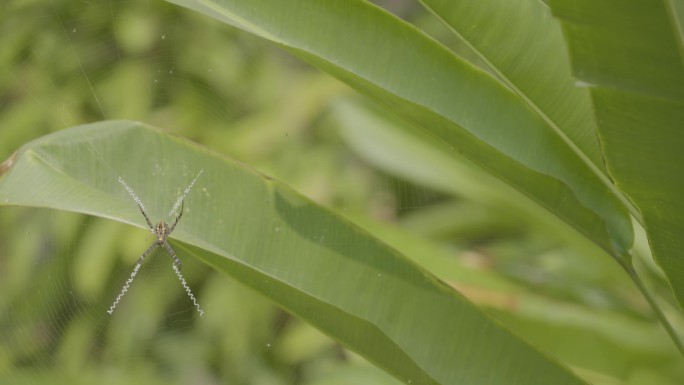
left=625, top=265, right=684, bottom=356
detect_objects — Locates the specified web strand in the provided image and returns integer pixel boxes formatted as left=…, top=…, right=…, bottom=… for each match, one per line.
left=173, top=264, right=204, bottom=316
left=118, top=176, right=148, bottom=217
left=50, top=0, right=107, bottom=119
left=169, top=169, right=203, bottom=218
left=107, top=263, right=141, bottom=315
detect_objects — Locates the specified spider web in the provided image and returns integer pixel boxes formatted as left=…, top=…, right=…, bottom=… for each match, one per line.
left=1, top=0, right=679, bottom=384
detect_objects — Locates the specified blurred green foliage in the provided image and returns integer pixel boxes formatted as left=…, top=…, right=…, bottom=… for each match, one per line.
left=0, top=0, right=682, bottom=384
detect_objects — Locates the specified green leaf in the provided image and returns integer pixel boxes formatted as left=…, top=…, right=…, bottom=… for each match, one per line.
left=419, top=0, right=604, bottom=171
left=165, top=0, right=633, bottom=261
left=548, top=0, right=684, bottom=307
left=0, top=121, right=589, bottom=385
left=333, top=98, right=616, bottom=257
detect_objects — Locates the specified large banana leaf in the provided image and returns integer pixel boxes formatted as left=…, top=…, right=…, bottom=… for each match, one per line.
left=0, top=121, right=588, bottom=385
left=419, top=0, right=604, bottom=171
left=548, top=0, right=684, bottom=308
left=165, top=0, right=634, bottom=261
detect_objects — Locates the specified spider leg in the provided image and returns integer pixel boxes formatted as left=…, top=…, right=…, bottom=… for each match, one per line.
left=107, top=242, right=158, bottom=315
left=138, top=203, right=155, bottom=231
left=118, top=176, right=155, bottom=232
left=163, top=241, right=182, bottom=270
left=168, top=200, right=184, bottom=235
left=138, top=242, right=158, bottom=265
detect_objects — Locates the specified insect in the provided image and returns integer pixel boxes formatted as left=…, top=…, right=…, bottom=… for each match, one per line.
left=107, top=170, right=205, bottom=316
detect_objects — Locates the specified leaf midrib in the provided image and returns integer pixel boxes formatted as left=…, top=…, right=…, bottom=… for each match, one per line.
left=416, top=0, right=642, bottom=225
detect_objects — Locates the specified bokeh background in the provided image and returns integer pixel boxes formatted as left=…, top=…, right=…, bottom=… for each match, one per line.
left=1, top=0, right=682, bottom=384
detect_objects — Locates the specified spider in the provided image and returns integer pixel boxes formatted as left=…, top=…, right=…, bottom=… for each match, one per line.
left=107, top=170, right=204, bottom=316
left=136, top=200, right=184, bottom=271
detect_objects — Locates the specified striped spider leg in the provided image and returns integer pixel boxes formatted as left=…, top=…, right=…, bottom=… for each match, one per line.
left=107, top=170, right=204, bottom=316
